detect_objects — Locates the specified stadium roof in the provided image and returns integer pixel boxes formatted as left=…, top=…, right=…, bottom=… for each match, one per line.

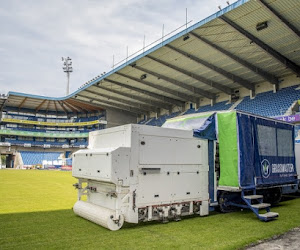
left=3, top=0, right=300, bottom=116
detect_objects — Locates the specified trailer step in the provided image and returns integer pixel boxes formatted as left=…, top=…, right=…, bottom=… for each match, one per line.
left=243, top=195, right=263, bottom=200
left=259, top=212, right=279, bottom=221
left=251, top=203, right=270, bottom=209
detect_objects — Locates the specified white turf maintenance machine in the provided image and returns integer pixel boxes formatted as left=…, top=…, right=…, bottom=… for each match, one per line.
left=72, top=124, right=209, bottom=230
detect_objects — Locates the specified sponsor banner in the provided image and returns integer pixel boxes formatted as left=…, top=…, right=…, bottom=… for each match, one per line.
left=261, top=159, right=296, bottom=180
left=237, top=112, right=297, bottom=188
left=275, top=114, right=300, bottom=123
left=1, top=118, right=104, bottom=127
left=0, top=129, right=88, bottom=138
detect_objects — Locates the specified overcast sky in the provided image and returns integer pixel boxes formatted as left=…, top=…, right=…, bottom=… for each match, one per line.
left=0, top=0, right=226, bottom=97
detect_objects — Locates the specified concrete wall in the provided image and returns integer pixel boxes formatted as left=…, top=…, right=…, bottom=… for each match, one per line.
left=14, top=152, right=23, bottom=168
left=106, top=108, right=138, bottom=128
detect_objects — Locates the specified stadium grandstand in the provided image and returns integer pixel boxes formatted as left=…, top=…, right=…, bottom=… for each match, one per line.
left=0, top=96, right=107, bottom=169
left=1, top=0, right=300, bottom=169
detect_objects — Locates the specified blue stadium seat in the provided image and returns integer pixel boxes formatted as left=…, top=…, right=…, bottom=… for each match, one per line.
left=5, top=113, right=102, bottom=123
left=5, top=139, right=69, bottom=147
left=144, top=111, right=181, bottom=127
left=236, top=85, right=300, bottom=117
left=6, top=127, right=91, bottom=133
left=184, top=101, right=232, bottom=115
left=20, top=151, right=62, bottom=165
left=66, top=158, right=72, bottom=165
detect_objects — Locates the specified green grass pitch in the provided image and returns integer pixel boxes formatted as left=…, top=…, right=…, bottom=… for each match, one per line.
left=0, top=169, right=300, bottom=249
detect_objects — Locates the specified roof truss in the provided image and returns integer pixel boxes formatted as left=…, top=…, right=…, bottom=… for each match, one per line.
left=84, top=88, right=158, bottom=113
left=67, top=99, right=101, bottom=113
left=166, top=44, right=255, bottom=91
left=18, top=97, right=27, bottom=109
left=134, top=64, right=216, bottom=99
left=116, top=72, right=199, bottom=103
left=92, top=84, right=169, bottom=109
left=72, top=97, right=138, bottom=117
left=77, top=93, right=146, bottom=115
left=220, top=16, right=300, bottom=76
left=62, top=100, right=79, bottom=114
left=58, top=101, right=69, bottom=115
left=35, top=99, right=47, bottom=112
left=104, top=78, right=181, bottom=108
left=258, top=0, right=300, bottom=38
left=146, top=55, right=232, bottom=95
left=190, top=31, right=279, bottom=86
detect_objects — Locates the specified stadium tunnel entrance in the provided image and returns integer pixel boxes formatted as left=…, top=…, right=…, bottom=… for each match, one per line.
left=0, top=153, right=15, bottom=168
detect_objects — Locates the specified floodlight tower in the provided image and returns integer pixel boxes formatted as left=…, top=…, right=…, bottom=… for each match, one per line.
left=62, top=57, right=73, bottom=95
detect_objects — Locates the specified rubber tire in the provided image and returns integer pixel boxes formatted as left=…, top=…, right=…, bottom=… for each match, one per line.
left=218, top=191, right=240, bottom=213
left=259, top=187, right=282, bottom=206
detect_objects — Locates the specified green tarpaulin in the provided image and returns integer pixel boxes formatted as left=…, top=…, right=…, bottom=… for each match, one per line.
left=217, top=111, right=239, bottom=187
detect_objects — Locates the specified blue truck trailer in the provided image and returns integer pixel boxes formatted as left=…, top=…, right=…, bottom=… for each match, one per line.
left=163, top=110, right=299, bottom=221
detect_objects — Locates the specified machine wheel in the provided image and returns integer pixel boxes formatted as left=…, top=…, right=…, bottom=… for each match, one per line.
left=259, top=187, right=282, bottom=206
left=218, top=191, right=240, bottom=213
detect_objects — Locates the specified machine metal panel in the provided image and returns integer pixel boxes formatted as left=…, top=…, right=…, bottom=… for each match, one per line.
left=137, top=171, right=173, bottom=205
left=111, top=147, right=131, bottom=186
left=137, top=124, right=194, bottom=139
left=139, top=135, right=204, bottom=165
left=89, top=125, right=131, bottom=149
left=172, top=171, right=209, bottom=202
left=73, top=149, right=113, bottom=182
left=137, top=165, right=208, bottom=206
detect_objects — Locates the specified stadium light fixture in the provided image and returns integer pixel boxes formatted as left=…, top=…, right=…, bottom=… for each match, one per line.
left=62, top=57, right=73, bottom=95
left=183, top=35, right=190, bottom=41
left=256, top=21, right=268, bottom=31
left=140, top=74, right=147, bottom=80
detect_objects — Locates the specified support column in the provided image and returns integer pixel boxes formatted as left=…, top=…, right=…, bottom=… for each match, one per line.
left=250, top=89, right=256, bottom=99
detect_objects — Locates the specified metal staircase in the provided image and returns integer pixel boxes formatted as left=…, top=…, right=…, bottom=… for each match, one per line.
left=242, top=191, right=279, bottom=222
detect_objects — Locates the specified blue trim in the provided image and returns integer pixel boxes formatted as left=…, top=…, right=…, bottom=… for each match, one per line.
left=208, top=140, right=216, bottom=203
left=7, top=0, right=249, bottom=101
left=7, top=91, right=68, bottom=101
left=282, top=185, right=299, bottom=194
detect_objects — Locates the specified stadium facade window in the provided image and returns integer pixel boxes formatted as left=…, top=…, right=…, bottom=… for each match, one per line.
left=19, top=136, right=33, bottom=141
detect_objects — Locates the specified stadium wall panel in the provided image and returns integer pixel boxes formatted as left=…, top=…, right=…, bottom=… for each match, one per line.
left=106, top=109, right=137, bottom=128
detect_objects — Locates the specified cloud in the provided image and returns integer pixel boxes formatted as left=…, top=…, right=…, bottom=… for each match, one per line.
left=0, top=0, right=225, bottom=97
